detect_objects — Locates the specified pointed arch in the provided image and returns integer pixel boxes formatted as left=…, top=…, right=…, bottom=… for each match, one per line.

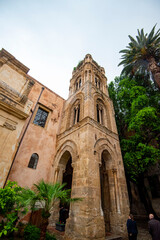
left=93, top=93, right=112, bottom=130
left=54, top=140, right=78, bottom=168
left=66, top=92, right=84, bottom=128
left=94, top=138, right=116, bottom=166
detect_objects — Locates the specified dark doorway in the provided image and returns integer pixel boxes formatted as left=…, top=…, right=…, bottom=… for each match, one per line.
left=62, top=157, right=73, bottom=191
left=100, top=150, right=111, bottom=233
left=59, top=156, right=73, bottom=223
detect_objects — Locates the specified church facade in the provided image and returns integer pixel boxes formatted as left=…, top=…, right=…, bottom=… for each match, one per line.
left=0, top=48, right=129, bottom=239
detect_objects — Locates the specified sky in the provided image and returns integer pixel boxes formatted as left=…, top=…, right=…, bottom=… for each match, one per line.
left=1, top=0, right=160, bottom=99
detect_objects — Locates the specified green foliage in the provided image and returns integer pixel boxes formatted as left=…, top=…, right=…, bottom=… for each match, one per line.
left=73, top=60, right=83, bottom=71
left=24, top=224, right=40, bottom=240
left=108, top=74, right=160, bottom=183
left=118, top=25, right=160, bottom=79
left=0, top=181, right=29, bottom=238
left=19, top=180, right=81, bottom=239
left=45, top=232, right=57, bottom=240
left=0, top=212, right=18, bottom=237
left=0, top=181, right=22, bottom=215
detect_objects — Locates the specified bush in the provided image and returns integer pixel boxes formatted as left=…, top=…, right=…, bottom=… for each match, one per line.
left=24, top=224, right=40, bottom=240
left=0, top=181, right=28, bottom=238
left=46, top=232, right=57, bottom=240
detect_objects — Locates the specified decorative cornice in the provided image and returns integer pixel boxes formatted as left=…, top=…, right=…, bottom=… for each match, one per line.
left=0, top=96, right=29, bottom=119
left=0, top=48, right=30, bottom=74
left=3, top=122, right=16, bottom=131
left=57, top=116, right=118, bottom=141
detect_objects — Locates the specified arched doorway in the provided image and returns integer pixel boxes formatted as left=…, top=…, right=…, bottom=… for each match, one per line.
left=62, top=156, right=73, bottom=191
left=100, top=150, right=111, bottom=233
left=59, top=151, right=73, bottom=224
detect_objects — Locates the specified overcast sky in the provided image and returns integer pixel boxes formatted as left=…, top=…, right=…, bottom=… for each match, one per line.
left=1, top=0, right=160, bottom=99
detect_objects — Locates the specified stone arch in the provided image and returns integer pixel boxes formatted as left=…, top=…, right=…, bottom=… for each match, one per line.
left=94, top=138, right=116, bottom=166
left=54, top=140, right=78, bottom=168
left=94, top=138, right=121, bottom=233
left=93, top=93, right=112, bottom=130
left=50, top=140, right=78, bottom=226
left=94, top=73, right=102, bottom=90
left=66, top=92, right=84, bottom=128
left=74, top=75, right=82, bottom=92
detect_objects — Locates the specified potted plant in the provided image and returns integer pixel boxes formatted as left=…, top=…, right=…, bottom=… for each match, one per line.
left=55, top=222, right=65, bottom=232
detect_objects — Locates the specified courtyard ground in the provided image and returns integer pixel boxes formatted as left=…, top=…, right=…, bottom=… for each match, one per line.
left=48, top=219, right=152, bottom=240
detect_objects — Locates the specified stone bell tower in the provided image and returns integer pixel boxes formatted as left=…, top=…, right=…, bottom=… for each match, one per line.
left=53, top=54, right=129, bottom=240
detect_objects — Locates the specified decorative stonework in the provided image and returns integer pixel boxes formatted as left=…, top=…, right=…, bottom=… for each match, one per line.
left=54, top=54, right=129, bottom=240
left=3, top=122, right=16, bottom=131
left=0, top=115, right=17, bottom=130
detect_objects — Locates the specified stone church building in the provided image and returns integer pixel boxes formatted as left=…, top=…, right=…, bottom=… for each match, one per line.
left=0, top=48, right=129, bottom=239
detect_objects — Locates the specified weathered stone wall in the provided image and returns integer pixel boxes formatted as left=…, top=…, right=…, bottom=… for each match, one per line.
left=0, top=49, right=34, bottom=187
left=0, top=49, right=130, bottom=239
left=8, top=81, right=64, bottom=188
left=52, top=54, right=129, bottom=239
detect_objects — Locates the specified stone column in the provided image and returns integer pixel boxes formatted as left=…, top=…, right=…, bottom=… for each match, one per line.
left=54, top=167, right=59, bottom=183
left=112, top=168, right=121, bottom=214
left=64, top=153, right=105, bottom=240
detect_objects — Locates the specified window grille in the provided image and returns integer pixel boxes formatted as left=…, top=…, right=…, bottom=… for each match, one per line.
left=33, top=107, right=48, bottom=127
left=28, top=153, right=39, bottom=169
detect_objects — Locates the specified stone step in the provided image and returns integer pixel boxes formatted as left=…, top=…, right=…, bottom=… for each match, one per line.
left=105, top=235, right=123, bottom=240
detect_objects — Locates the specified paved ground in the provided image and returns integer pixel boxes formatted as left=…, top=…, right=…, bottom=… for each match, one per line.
left=48, top=220, right=152, bottom=240
left=137, top=226, right=152, bottom=240
left=136, top=220, right=152, bottom=240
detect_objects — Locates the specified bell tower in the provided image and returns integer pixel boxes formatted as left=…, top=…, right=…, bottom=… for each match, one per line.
left=53, top=54, right=129, bottom=240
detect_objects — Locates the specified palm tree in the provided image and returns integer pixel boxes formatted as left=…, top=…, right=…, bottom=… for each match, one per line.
left=119, top=25, right=160, bottom=89
left=19, top=180, right=81, bottom=240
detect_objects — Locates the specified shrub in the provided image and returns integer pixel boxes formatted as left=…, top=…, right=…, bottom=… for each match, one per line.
left=46, top=232, right=57, bottom=240
left=24, top=224, right=40, bottom=240
left=0, top=181, right=25, bottom=238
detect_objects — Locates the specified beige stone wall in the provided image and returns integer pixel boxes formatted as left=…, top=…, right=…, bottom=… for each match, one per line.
left=0, top=49, right=34, bottom=188
left=9, top=82, right=64, bottom=188
left=0, top=64, right=27, bottom=93
left=52, top=54, right=129, bottom=239
left=0, top=49, right=129, bottom=239
left=0, top=48, right=64, bottom=189
left=0, top=111, right=24, bottom=187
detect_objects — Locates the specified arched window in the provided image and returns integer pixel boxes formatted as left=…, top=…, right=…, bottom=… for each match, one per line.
left=95, top=77, right=100, bottom=89
left=73, top=104, right=80, bottom=124
left=75, top=78, right=82, bottom=91
left=28, top=153, right=39, bottom=169
left=97, top=104, right=103, bottom=124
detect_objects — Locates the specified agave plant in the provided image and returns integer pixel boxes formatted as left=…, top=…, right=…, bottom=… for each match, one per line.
left=119, top=25, right=160, bottom=89
left=19, top=180, right=80, bottom=240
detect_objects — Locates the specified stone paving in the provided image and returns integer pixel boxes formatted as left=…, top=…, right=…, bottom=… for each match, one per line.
left=48, top=220, right=152, bottom=240
left=137, top=225, right=152, bottom=240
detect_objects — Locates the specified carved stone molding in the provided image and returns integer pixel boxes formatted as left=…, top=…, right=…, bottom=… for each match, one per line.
left=3, top=122, right=16, bottom=131
left=0, top=97, right=29, bottom=119
left=0, top=114, right=17, bottom=131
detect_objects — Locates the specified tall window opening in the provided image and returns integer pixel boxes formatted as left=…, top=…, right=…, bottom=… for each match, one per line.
left=75, top=78, right=82, bottom=91
left=33, top=107, right=49, bottom=128
left=95, top=77, right=100, bottom=89
left=59, top=152, right=73, bottom=224
left=97, top=104, right=103, bottom=124
left=100, top=151, right=111, bottom=233
left=28, top=153, right=39, bottom=169
left=73, top=104, right=80, bottom=124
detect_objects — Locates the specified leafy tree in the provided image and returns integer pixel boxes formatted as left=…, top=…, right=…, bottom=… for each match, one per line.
left=19, top=180, right=81, bottom=240
left=0, top=181, right=27, bottom=238
left=118, top=25, right=160, bottom=89
left=108, top=75, right=160, bottom=216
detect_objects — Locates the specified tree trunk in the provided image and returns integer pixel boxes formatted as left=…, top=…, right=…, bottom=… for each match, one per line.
left=137, top=176, right=159, bottom=219
left=40, top=217, right=48, bottom=240
left=148, top=56, right=160, bottom=90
